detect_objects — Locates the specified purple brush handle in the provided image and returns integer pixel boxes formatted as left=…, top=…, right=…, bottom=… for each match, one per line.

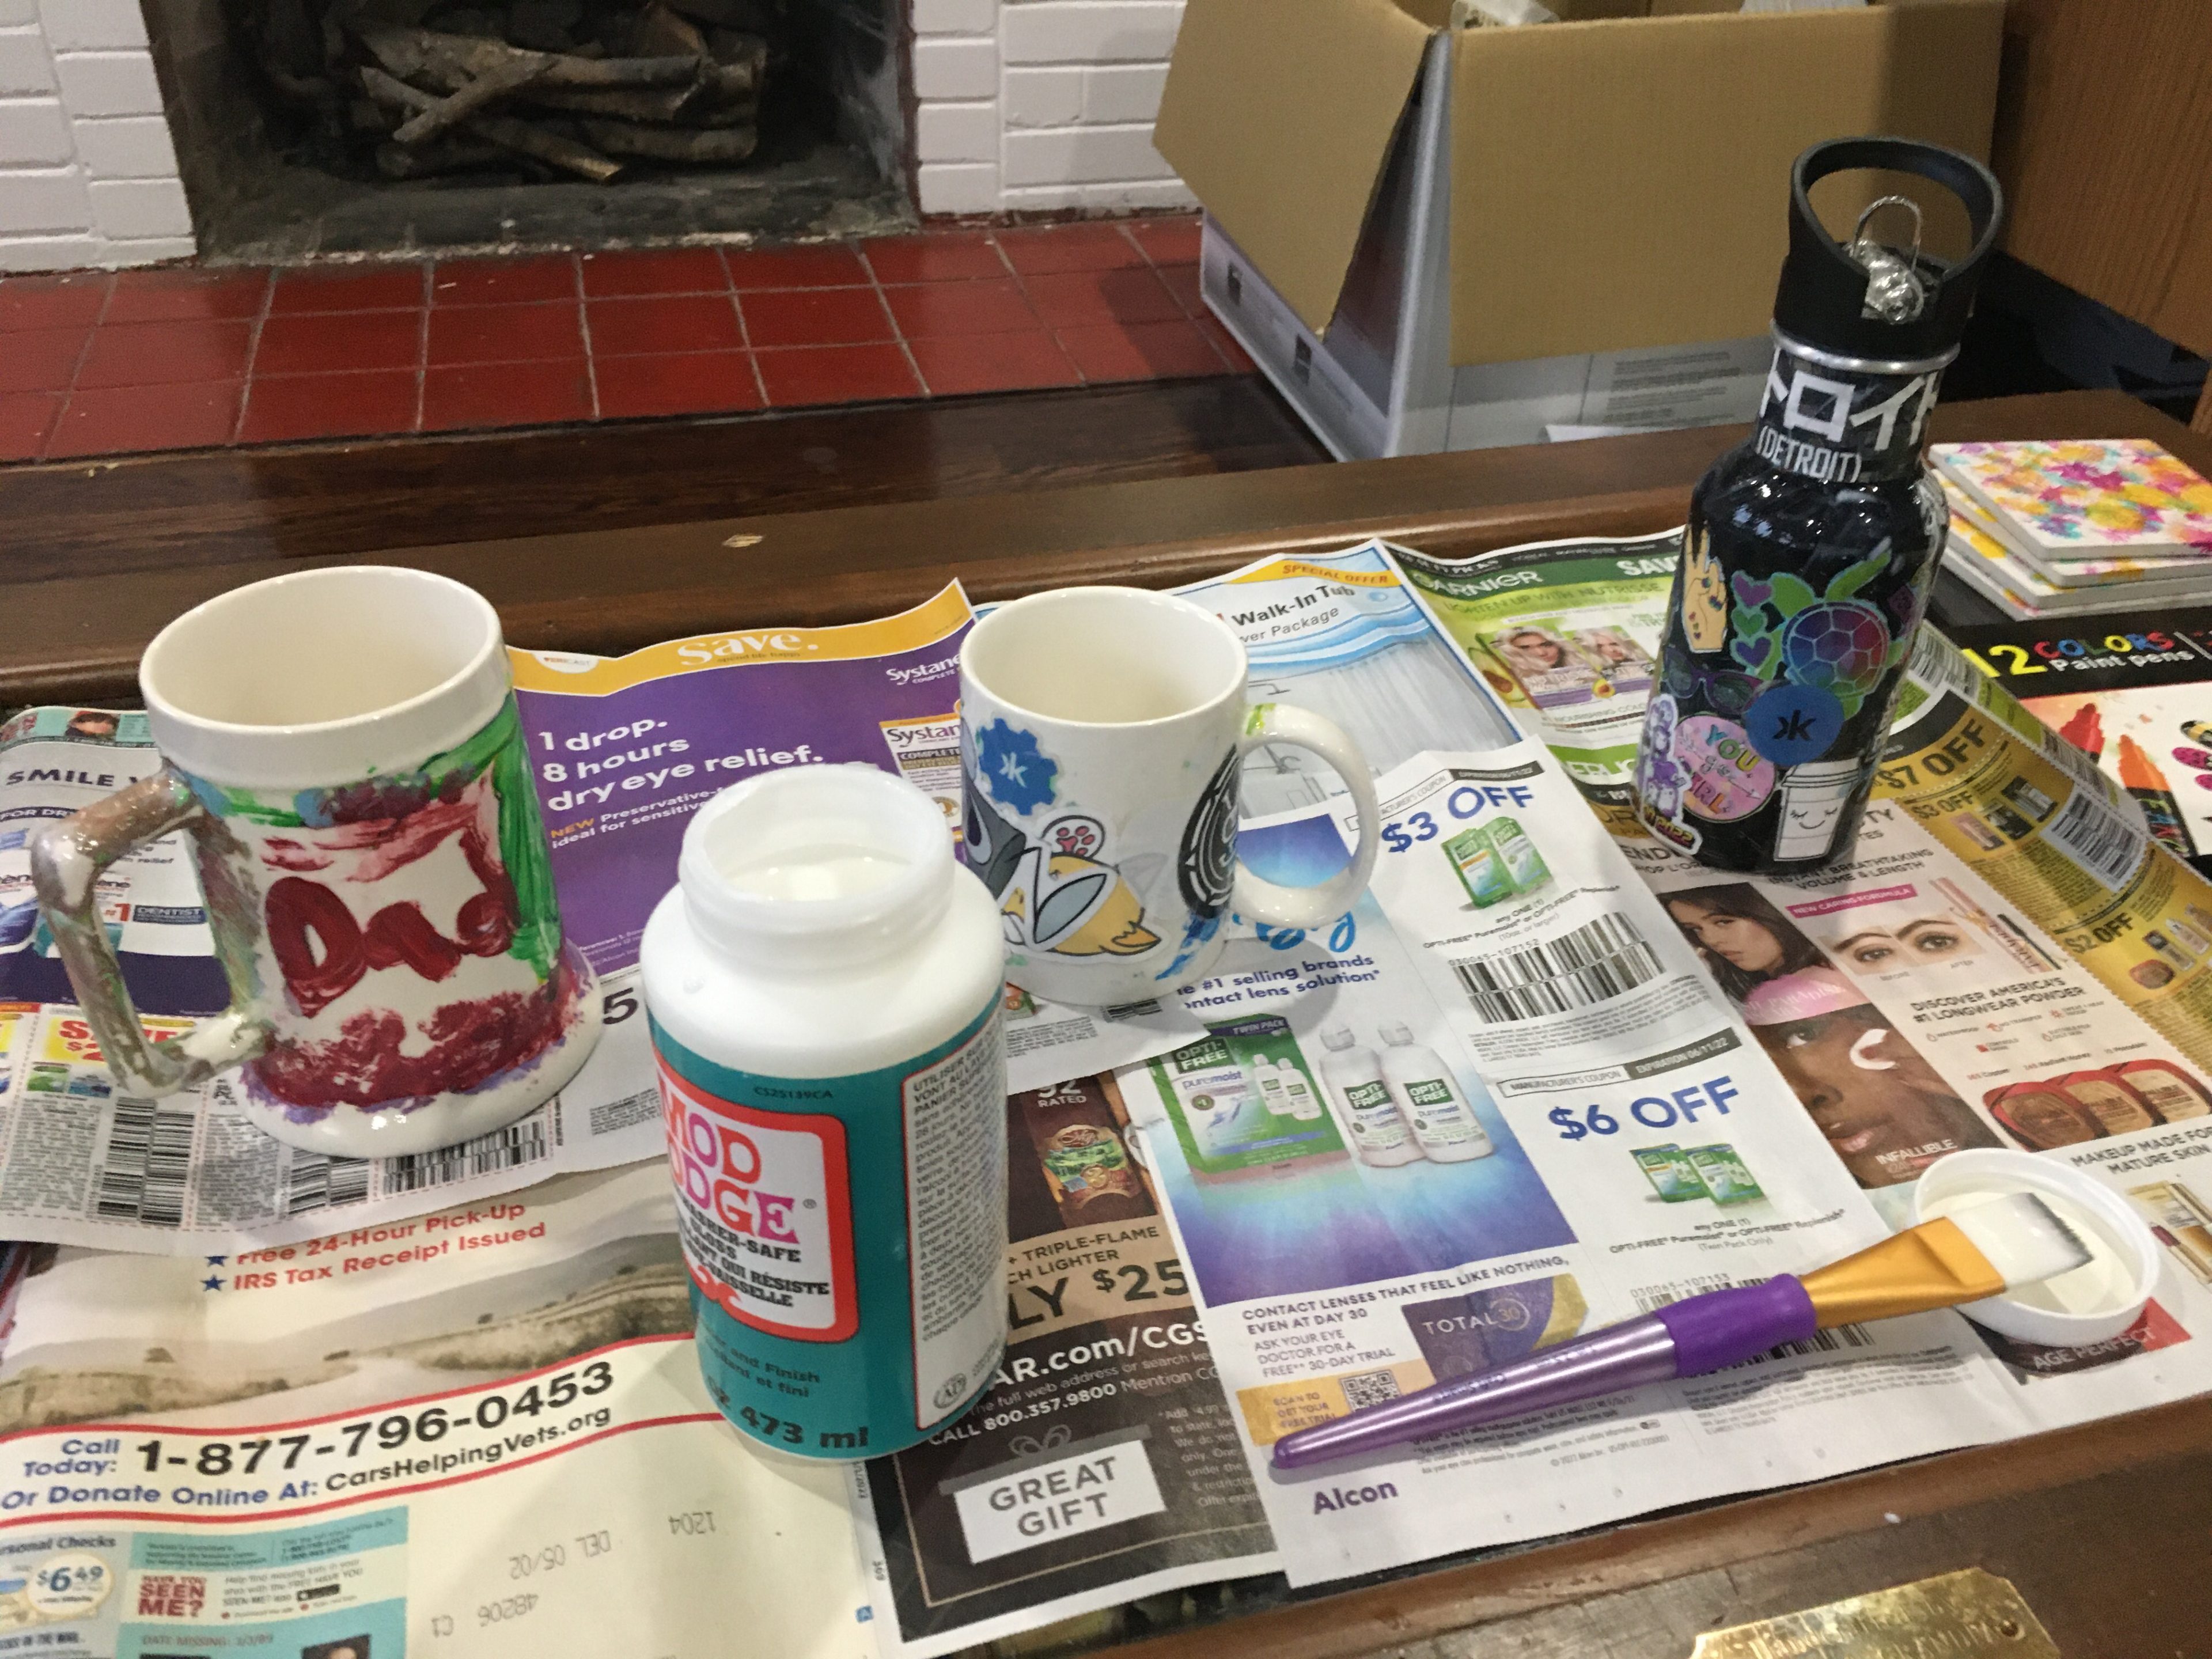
left=1653, top=1275, right=1817, bottom=1373
left=1270, top=1276, right=1816, bottom=1471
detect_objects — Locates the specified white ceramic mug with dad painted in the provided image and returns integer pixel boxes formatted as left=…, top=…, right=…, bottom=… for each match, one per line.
left=959, top=585, right=1383, bottom=1007
left=32, top=566, right=602, bottom=1157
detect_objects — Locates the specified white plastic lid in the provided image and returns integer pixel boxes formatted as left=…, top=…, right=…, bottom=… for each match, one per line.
left=1319, top=1025, right=1355, bottom=1051
left=1378, top=1021, right=1414, bottom=1046
left=1908, top=1149, right=2162, bottom=1347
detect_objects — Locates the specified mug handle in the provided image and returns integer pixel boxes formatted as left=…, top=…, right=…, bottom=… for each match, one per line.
left=1231, top=703, right=1384, bottom=931
left=31, top=768, right=270, bottom=1098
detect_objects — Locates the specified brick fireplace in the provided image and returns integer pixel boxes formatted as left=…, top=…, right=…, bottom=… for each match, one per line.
left=0, top=0, right=1192, bottom=270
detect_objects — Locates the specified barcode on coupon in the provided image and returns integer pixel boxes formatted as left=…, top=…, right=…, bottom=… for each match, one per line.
left=282, top=1152, right=373, bottom=1217
left=382, top=1118, right=548, bottom=1194
left=1908, top=623, right=1977, bottom=700
left=2041, top=785, right=2144, bottom=889
left=1449, top=912, right=1662, bottom=1024
left=1631, top=1279, right=1874, bottom=1364
left=94, top=1095, right=195, bottom=1227
left=1338, top=1369, right=1403, bottom=1410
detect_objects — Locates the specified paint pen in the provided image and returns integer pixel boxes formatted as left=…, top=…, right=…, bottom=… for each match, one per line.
left=2058, top=703, right=2104, bottom=762
left=2118, top=735, right=2192, bottom=856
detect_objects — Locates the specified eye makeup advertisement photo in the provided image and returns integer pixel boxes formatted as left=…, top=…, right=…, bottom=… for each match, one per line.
left=1650, top=842, right=2212, bottom=1205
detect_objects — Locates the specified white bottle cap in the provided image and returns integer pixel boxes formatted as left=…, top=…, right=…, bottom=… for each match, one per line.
left=1378, top=1021, right=1414, bottom=1046
left=678, top=766, right=953, bottom=974
left=1909, top=1149, right=2161, bottom=1347
left=1319, top=1026, right=1355, bottom=1051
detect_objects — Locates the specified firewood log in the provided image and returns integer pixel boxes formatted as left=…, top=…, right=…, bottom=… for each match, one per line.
left=579, top=119, right=758, bottom=163
left=517, top=83, right=707, bottom=122
left=360, top=63, right=623, bottom=182
left=359, top=28, right=698, bottom=89
left=703, top=33, right=765, bottom=98
left=391, top=55, right=550, bottom=144
left=635, top=2, right=709, bottom=59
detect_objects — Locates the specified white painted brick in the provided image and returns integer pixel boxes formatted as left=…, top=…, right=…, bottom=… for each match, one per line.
left=1081, top=177, right=1194, bottom=209
left=0, top=229, right=101, bottom=268
left=917, top=160, right=1001, bottom=215
left=73, top=113, right=176, bottom=177
left=0, top=0, right=37, bottom=28
left=97, top=233, right=194, bottom=266
left=39, top=0, right=149, bottom=52
left=0, top=26, right=56, bottom=94
left=89, top=174, right=188, bottom=237
left=1083, top=62, right=1169, bottom=124
left=54, top=50, right=162, bottom=117
left=1003, top=123, right=1177, bottom=187
left=912, top=37, right=997, bottom=100
left=997, top=184, right=1084, bottom=211
left=1002, top=67, right=1082, bottom=128
left=1002, top=3, right=1184, bottom=66
left=0, top=163, right=88, bottom=232
left=912, top=0, right=996, bottom=35
left=0, top=95, right=71, bottom=164
left=911, top=37, right=999, bottom=102
left=916, top=100, right=998, bottom=164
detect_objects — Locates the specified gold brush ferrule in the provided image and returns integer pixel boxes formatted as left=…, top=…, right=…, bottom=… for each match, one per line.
left=1797, top=1218, right=2006, bottom=1328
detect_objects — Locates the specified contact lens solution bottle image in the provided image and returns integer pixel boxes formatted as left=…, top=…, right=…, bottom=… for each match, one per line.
left=1278, top=1056, right=1325, bottom=1120
left=1635, top=138, right=2004, bottom=873
left=641, top=766, right=1009, bottom=1460
left=1249, top=1056, right=1291, bottom=1117
left=1378, top=1023, right=1493, bottom=1163
left=1317, top=1025, right=1421, bottom=1166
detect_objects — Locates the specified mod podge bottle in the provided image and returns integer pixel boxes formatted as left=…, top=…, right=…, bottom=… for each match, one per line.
left=642, top=766, right=1007, bottom=1459
left=1636, top=138, right=2004, bottom=872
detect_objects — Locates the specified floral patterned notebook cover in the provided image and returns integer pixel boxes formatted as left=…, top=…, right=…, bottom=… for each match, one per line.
left=1932, top=439, right=2212, bottom=558
left=1942, top=479, right=2210, bottom=584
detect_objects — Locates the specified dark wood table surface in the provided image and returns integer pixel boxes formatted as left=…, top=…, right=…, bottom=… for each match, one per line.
left=7, top=385, right=2211, bottom=1656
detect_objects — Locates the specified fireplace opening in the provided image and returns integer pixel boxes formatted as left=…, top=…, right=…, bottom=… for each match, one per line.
left=145, top=0, right=915, bottom=262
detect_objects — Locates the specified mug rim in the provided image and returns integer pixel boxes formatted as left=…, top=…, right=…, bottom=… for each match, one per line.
left=142, top=565, right=504, bottom=742
left=960, top=584, right=1245, bottom=730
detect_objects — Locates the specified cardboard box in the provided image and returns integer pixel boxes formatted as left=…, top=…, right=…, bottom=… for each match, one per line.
left=1158, top=0, right=2003, bottom=457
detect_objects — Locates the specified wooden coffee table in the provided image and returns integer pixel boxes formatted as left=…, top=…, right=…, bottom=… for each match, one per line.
left=7, top=386, right=2209, bottom=1654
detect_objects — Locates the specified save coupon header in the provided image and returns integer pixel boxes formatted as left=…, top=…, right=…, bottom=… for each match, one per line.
left=509, top=582, right=974, bottom=696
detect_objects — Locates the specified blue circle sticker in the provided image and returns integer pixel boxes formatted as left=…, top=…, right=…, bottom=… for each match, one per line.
left=1744, top=681, right=1846, bottom=767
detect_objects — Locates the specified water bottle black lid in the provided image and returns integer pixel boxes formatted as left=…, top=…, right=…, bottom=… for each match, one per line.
left=1771, top=137, right=2005, bottom=363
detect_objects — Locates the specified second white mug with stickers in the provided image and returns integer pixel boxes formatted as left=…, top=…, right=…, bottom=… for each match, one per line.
left=957, top=586, right=1384, bottom=1008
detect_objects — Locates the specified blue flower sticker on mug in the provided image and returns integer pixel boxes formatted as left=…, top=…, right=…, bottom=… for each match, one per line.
left=975, top=719, right=1058, bottom=814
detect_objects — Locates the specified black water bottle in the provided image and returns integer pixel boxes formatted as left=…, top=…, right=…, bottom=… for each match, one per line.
left=1634, top=137, right=2003, bottom=872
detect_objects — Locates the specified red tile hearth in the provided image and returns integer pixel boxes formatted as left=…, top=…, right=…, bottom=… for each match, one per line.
left=0, top=215, right=1248, bottom=463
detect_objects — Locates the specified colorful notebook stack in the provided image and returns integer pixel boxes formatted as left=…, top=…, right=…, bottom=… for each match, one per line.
left=1933, top=439, right=2212, bottom=619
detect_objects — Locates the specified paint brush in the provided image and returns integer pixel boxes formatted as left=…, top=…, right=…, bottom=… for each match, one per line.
left=1270, top=1194, right=2089, bottom=1470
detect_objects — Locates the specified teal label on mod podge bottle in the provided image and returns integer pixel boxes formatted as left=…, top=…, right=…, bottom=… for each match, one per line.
left=651, top=998, right=1007, bottom=1459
